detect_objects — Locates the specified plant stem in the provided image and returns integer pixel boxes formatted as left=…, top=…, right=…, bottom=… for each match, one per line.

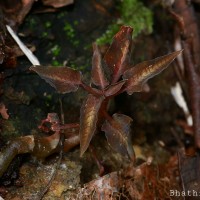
left=89, top=145, right=104, bottom=176
left=107, top=85, right=127, bottom=99
left=61, top=123, right=79, bottom=129
left=101, top=109, right=113, bottom=123
left=80, top=81, right=102, bottom=97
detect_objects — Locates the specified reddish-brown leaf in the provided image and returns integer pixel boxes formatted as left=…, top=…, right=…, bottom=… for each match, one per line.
left=123, top=50, right=182, bottom=95
left=104, top=26, right=133, bottom=84
left=42, top=0, right=73, bottom=8
left=30, top=66, right=82, bottom=93
left=91, top=43, right=109, bottom=89
left=80, top=94, right=104, bottom=156
left=0, top=13, right=21, bottom=68
left=0, top=103, right=9, bottom=119
left=0, top=0, right=35, bottom=26
left=101, top=113, right=135, bottom=161
left=104, top=80, right=126, bottom=97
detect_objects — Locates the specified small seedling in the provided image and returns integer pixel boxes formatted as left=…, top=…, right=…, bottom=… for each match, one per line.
left=0, top=113, right=80, bottom=177
left=30, top=25, right=182, bottom=162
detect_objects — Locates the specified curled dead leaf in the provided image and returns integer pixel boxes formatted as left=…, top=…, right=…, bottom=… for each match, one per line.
left=0, top=103, right=9, bottom=119
left=42, top=0, right=74, bottom=8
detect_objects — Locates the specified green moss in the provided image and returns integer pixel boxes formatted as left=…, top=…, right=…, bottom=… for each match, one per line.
left=73, top=40, right=80, bottom=47
left=45, top=94, right=53, bottom=101
left=45, top=21, right=52, bottom=28
left=73, top=20, right=79, bottom=26
left=63, top=22, right=80, bottom=47
left=51, top=60, right=62, bottom=67
left=50, top=45, right=63, bottom=67
left=120, top=0, right=153, bottom=36
left=69, top=60, right=90, bottom=71
left=29, top=18, right=37, bottom=28
left=57, top=11, right=67, bottom=19
left=64, top=22, right=75, bottom=39
left=42, top=31, right=48, bottom=38
left=96, top=24, right=119, bottom=45
left=96, top=0, right=153, bottom=45
left=51, top=45, right=61, bottom=57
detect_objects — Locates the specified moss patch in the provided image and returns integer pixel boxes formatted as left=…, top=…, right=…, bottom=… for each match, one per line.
left=96, top=0, right=153, bottom=45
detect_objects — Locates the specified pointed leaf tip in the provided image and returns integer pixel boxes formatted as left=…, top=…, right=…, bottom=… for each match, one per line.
left=123, top=50, right=182, bottom=95
left=30, top=65, right=82, bottom=94
left=104, top=25, right=133, bottom=84
left=91, top=43, right=109, bottom=89
left=104, top=80, right=126, bottom=97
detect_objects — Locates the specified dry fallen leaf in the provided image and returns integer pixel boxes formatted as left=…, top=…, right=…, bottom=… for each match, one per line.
left=0, top=103, right=9, bottom=119
left=42, top=0, right=74, bottom=8
left=0, top=0, right=35, bottom=26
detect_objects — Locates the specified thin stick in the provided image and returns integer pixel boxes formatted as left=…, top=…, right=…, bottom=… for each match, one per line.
left=183, top=42, right=200, bottom=149
left=6, top=25, right=40, bottom=66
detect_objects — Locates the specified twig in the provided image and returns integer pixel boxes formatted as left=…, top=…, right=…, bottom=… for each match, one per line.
left=168, top=0, right=200, bottom=149
left=6, top=25, right=40, bottom=65
left=173, top=0, right=200, bottom=69
left=183, top=42, right=200, bottom=148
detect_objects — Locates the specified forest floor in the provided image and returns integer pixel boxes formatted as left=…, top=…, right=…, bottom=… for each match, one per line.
left=0, top=0, right=199, bottom=199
